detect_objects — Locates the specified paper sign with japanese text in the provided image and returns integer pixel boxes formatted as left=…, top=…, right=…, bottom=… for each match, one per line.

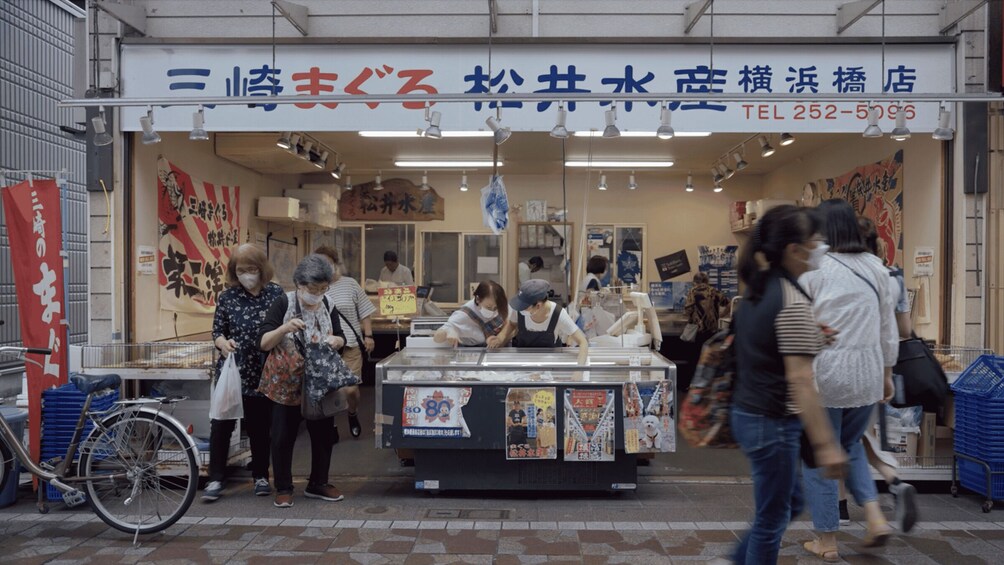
left=563, top=388, right=616, bottom=462
left=623, top=381, right=676, bottom=454
left=914, top=247, right=934, bottom=278
left=401, top=387, right=471, bottom=438
left=379, top=285, right=418, bottom=316
left=505, top=388, right=557, bottom=460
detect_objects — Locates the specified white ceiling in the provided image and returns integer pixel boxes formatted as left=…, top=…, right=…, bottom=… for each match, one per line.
left=215, top=131, right=845, bottom=177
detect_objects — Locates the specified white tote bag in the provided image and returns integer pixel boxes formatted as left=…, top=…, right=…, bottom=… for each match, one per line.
left=209, top=354, right=244, bottom=421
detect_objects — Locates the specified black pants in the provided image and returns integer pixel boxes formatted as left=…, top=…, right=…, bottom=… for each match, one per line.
left=208, top=394, right=272, bottom=483
left=270, top=401, right=336, bottom=494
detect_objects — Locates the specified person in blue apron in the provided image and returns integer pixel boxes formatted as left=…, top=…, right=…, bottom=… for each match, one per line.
left=434, top=280, right=509, bottom=348
left=502, top=279, right=589, bottom=365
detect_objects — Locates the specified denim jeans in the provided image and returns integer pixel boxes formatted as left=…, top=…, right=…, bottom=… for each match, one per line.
left=731, top=407, right=804, bottom=565
left=208, top=394, right=272, bottom=483
left=804, top=404, right=879, bottom=532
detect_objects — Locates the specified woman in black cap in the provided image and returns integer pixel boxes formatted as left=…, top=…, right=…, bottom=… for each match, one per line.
left=499, top=279, right=589, bottom=365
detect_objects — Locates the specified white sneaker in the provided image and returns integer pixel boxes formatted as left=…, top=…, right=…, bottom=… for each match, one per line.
left=201, top=481, right=223, bottom=502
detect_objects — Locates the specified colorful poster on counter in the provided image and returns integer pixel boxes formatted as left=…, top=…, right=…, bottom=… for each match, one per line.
left=623, top=381, right=676, bottom=454
left=698, top=245, right=739, bottom=298
left=157, top=158, right=240, bottom=313
left=563, top=389, right=616, bottom=462
left=402, top=387, right=472, bottom=438
left=505, top=388, right=558, bottom=460
left=817, top=150, right=904, bottom=268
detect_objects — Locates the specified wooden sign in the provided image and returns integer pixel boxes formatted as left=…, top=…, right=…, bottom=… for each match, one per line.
left=379, top=285, right=418, bottom=316
left=339, top=178, right=445, bottom=221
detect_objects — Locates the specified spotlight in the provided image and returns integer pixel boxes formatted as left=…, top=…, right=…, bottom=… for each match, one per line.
left=712, top=166, right=724, bottom=184
left=685, top=173, right=694, bottom=192
left=284, top=133, right=302, bottom=153
left=602, top=106, right=620, bottom=138
left=933, top=104, right=954, bottom=141
left=628, top=173, right=638, bottom=190
left=758, top=136, right=775, bottom=158
left=713, top=182, right=723, bottom=193
left=331, top=162, right=346, bottom=180
left=732, top=150, right=748, bottom=171
left=298, top=140, right=314, bottom=160
left=189, top=106, right=209, bottom=141
left=343, top=175, right=353, bottom=191
left=459, top=173, right=469, bottom=192
left=656, top=104, right=674, bottom=140
left=486, top=116, right=511, bottom=145
left=373, top=174, right=384, bottom=191
left=597, top=174, right=608, bottom=191
left=312, top=150, right=328, bottom=169
left=91, top=106, right=112, bottom=147
left=276, top=131, right=293, bottom=149
left=863, top=105, right=883, bottom=138
left=719, top=162, right=735, bottom=180
left=890, top=106, right=911, bottom=141
left=424, top=104, right=442, bottom=139
left=139, top=108, right=161, bottom=145
left=420, top=172, right=430, bottom=191
left=779, top=132, right=795, bottom=146
left=550, top=103, right=569, bottom=139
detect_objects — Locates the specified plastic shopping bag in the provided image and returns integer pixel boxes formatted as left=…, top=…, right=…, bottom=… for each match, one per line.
left=480, top=175, right=510, bottom=235
left=210, top=354, right=244, bottom=421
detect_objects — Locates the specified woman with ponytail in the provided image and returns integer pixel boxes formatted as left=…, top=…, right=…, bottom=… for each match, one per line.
left=731, top=205, right=845, bottom=564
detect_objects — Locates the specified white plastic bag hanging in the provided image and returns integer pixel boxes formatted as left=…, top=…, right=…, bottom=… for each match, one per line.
left=480, top=175, right=510, bottom=235
left=209, top=354, right=244, bottom=420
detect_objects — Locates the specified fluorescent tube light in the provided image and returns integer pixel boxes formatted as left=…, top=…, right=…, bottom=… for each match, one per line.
left=394, top=160, right=501, bottom=168
left=564, top=161, right=673, bottom=168
left=359, top=131, right=493, bottom=138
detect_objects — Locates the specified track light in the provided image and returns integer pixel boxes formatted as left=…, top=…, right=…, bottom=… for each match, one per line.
left=862, top=105, right=883, bottom=138
left=933, top=104, right=954, bottom=141
left=284, top=133, right=301, bottom=153
left=550, top=103, right=569, bottom=139
left=890, top=106, right=911, bottom=141
left=139, top=108, right=161, bottom=145
left=189, top=106, right=209, bottom=141
left=373, top=174, right=384, bottom=191
left=91, top=106, right=112, bottom=146
left=486, top=116, right=511, bottom=145
left=276, top=131, right=292, bottom=149
left=656, top=104, right=674, bottom=140
left=732, top=150, right=748, bottom=171
left=685, top=173, right=694, bottom=192
left=712, top=166, right=724, bottom=184
left=758, top=136, right=775, bottom=158
left=331, top=162, right=346, bottom=180
left=628, top=172, right=638, bottom=190
left=602, top=105, right=620, bottom=138
left=719, top=162, right=735, bottom=180
left=420, top=172, right=430, bottom=191
left=459, top=172, right=469, bottom=192
left=713, top=182, right=723, bottom=193
left=298, top=140, right=314, bottom=160
left=597, top=174, right=608, bottom=191
left=424, top=104, right=442, bottom=139
left=779, top=132, right=795, bottom=146
left=343, top=175, right=353, bottom=191
left=311, top=150, right=328, bottom=169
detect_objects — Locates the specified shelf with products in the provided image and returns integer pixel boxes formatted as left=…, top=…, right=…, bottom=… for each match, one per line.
left=515, top=222, right=574, bottom=302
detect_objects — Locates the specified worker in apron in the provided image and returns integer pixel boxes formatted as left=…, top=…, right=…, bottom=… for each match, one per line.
left=502, top=279, right=589, bottom=366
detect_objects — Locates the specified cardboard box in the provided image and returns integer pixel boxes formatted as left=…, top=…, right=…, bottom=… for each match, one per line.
left=258, top=196, right=300, bottom=219
left=887, top=430, right=918, bottom=459
left=918, top=412, right=937, bottom=462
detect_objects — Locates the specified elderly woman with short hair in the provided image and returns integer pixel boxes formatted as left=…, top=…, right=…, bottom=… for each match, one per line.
left=258, top=254, right=346, bottom=508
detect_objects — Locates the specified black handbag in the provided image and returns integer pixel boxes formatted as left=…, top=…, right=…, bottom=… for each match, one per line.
left=295, top=298, right=362, bottom=420
left=891, top=334, right=949, bottom=414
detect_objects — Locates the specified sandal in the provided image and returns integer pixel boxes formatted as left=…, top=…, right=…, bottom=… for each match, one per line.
left=862, top=522, right=893, bottom=548
left=803, top=540, right=840, bottom=562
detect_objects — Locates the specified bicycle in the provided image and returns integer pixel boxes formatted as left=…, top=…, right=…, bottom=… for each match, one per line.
left=0, top=346, right=199, bottom=540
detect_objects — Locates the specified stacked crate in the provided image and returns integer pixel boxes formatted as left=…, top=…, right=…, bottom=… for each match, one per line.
left=41, top=383, right=119, bottom=500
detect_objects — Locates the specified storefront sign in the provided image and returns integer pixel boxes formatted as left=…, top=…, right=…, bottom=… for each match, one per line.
left=623, top=381, right=675, bottom=454
left=914, top=247, right=935, bottom=278
left=816, top=150, right=904, bottom=268
left=654, top=250, right=691, bottom=281
left=136, top=245, right=156, bottom=275
left=157, top=158, right=240, bottom=313
left=563, top=388, right=616, bottom=462
left=339, top=178, right=444, bottom=221
left=505, top=388, right=557, bottom=460
left=401, top=386, right=471, bottom=438
left=379, top=285, right=418, bottom=316
left=1, top=178, right=69, bottom=464
left=120, top=44, right=954, bottom=134
left=698, top=245, right=739, bottom=297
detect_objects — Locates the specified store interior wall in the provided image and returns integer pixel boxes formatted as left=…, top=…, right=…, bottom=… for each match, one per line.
left=763, top=136, right=944, bottom=340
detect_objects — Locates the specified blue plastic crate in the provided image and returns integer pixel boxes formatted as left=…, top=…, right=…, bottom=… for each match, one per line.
left=958, top=459, right=1004, bottom=500
left=951, top=355, right=1004, bottom=398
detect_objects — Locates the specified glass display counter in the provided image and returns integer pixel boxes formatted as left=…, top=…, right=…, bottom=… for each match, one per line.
left=376, top=347, right=676, bottom=493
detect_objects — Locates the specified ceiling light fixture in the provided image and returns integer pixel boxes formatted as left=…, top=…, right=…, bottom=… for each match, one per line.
left=758, top=135, right=775, bottom=157
left=550, top=102, right=569, bottom=139
left=713, top=181, right=723, bottom=193
left=312, top=150, right=328, bottom=169
left=343, top=175, right=353, bottom=191
left=486, top=115, right=511, bottom=145
left=890, top=105, right=911, bottom=141
left=424, top=103, right=442, bottom=139
left=420, top=172, right=430, bottom=191
left=602, top=105, right=620, bottom=138
left=564, top=160, right=673, bottom=168
left=720, top=162, right=735, bottom=180
left=732, top=149, right=748, bottom=171
left=685, top=173, right=695, bottom=192
left=572, top=131, right=711, bottom=138
left=189, top=106, right=209, bottom=141
left=358, top=131, right=493, bottom=138
left=779, top=132, right=795, bottom=146
left=331, top=162, right=346, bottom=180
left=933, top=103, right=954, bottom=141
left=91, top=105, right=113, bottom=147
left=712, top=166, right=724, bottom=184
left=373, top=173, right=384, bottom=191
left=285, top=133, right=302, bottom=152
left=298, top=140, right=314, bottom=160
left=597, top=173, right=608, bottom=191
left=863, top=104, right=883, bottom=138
left=139, top=107, right=161, bottom=145
left=459, top=172, right=469, bottom=192
left=276, top=131, right=293, bottom=149
left=627, top=172, right=638, bottom=190
left=394, top=160, right=501, bottom=168
left=656, top=103, right=675, bottom=140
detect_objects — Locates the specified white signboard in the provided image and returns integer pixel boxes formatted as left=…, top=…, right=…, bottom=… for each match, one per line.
left=914, top=247, right=935, bottom=278
left=119, top=44, right=955, bottom=134
left=136, top=245, right=156, bottom=275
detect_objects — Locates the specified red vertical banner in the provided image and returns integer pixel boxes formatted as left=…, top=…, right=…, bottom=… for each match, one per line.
left=1, top=179, right=69, bottom=467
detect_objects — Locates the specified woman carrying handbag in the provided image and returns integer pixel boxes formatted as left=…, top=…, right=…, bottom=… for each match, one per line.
left=258, top=254, right=347, bottom=509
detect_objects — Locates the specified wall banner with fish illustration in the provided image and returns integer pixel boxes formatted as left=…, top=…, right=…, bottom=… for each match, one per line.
left=564, top=388, right=616, bottom=462
left=157, top=158, right=240, bottom=313
left=814, top=149, right=904, bottom=268
left=623, top=381, right=676, bottom=454
left=339, top=178, right=445, bottom=221
left=505, top=388, right=558, bottom=460
left=402, top=386, right=472, bottom=438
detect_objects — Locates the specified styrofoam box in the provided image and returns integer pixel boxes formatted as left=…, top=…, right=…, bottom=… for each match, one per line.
left=285, top=188, right=336, bottom=204
left=258, top=196, right=300, bottom=219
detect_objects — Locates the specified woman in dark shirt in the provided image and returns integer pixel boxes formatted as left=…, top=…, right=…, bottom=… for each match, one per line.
left=203, top=244, right=284, bottom=503
left=731, top=205, right=845, bottom=564
left=258, top=254, right=346, bottom=509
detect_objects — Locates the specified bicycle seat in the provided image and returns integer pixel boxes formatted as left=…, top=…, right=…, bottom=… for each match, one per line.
left=70, top=372, right=122, bottom=395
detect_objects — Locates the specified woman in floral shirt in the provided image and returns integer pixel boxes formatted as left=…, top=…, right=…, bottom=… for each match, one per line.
left=202, top=244, right=284, bottom=503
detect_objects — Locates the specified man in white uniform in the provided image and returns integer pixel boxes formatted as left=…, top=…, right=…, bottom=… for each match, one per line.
left=378, top=250, right=414, bottom=286
left=518, top=256, right=544, bottom=285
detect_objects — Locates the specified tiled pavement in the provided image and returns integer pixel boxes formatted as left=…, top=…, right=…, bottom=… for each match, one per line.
left=2, top=477, right=1004, bottom=564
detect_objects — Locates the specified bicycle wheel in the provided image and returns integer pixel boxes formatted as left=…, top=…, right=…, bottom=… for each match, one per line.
left=77, top=409, right=198, bottom=534
left=0, top=439, right=11, bottom=495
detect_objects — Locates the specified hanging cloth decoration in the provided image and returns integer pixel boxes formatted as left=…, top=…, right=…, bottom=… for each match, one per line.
left=481, top=174, right=510, bottom=235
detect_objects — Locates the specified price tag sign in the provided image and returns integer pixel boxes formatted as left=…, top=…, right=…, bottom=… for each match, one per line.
left=629, top=354, right=641, bottom=381
left=378, top=285, right=418, bottom=316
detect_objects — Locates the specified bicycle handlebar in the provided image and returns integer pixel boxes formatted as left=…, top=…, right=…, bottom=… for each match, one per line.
left=0, top=346, right=52, bottom=355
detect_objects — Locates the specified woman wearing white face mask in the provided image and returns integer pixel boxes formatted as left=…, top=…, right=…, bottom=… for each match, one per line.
left=434, top=280, right=510, bottom=348
left=798, top=199, right=899, bottom=561
left=203, top=244, right=284, bottom=503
